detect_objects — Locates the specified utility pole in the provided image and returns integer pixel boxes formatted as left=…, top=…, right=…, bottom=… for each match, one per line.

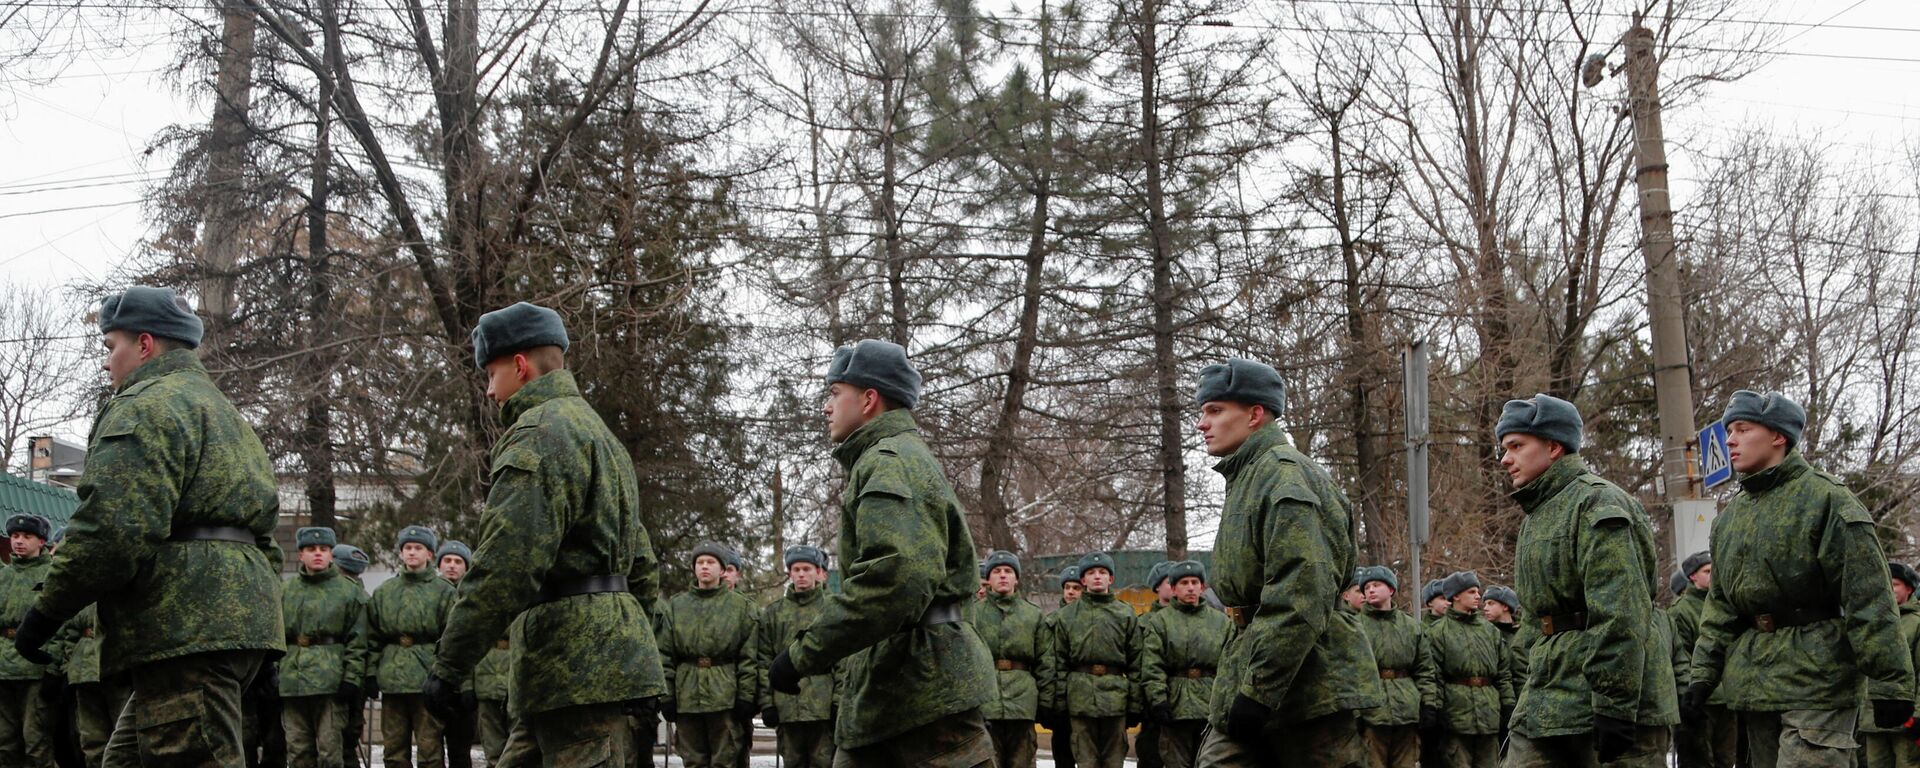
left=199, top=0, right=258, bottom=359
left=1402, top=340, right=1429, bottom=593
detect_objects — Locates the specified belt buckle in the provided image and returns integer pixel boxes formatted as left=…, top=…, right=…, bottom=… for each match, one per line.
left=399, top=635, right=415, bottom=648
left=995, top=659, right=1013, bottom=671
left=297, top=635, right=312, bottom=648
left=1186, top=668, right=1203, bottom=680
left=496, top=639, right=511, bottom=651
left=1090, top=664, right=1108, bottom=676
left=1540, top=615, right=1555, bottom=636
left=1755, top=614, right=1776, bottom=633
left=697, top=657, right=714, bottom=669
left=2, top=629, right=13, bottom=639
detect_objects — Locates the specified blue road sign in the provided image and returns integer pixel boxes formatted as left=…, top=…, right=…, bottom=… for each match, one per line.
left=1699, top=422, right=1732, bottom=488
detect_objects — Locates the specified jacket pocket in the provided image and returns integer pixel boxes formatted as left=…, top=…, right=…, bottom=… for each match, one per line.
left=136, top=687, right=213, bottom=767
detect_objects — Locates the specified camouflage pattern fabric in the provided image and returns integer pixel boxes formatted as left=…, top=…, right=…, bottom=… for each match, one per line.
left=430, top=370, right=667, bottom=715
left=1358, top=604, right=1431, bottom=728
left=98, top=648, right=266, bottom=767
left=49, top=604, right=102, bottom=685
left=1192, top=709, right=1367, bottom=768
left=784, top=409, right=993, bottom=749
left=1857, top=600, right=1920, bottom=768
left=476, top=700, right=511, bottom=764
left=973, top=590, right=1046, bottom=722
left=1504, top=725, right=1671, bottom=768
left=0, top=553, right=52, bottom=681
left=282, top=695, right=346, bottom=768
left=777, top=720, right=836, bottom=768
left=380, top=693, right=444, bottom=768
left=659, top=585, right=759, bottom=714
left=367, top=567, right=454, bottom=694
left=280, top=564, right=371, bottom=698
left=472, top=634, right=511, bottom=703
left=1415, top=607, right=1514, bottom=735
left=824, top=706, right=993, bottom=768
left=1203, top=423, right=1382, bottom=731
left=1690, top=453, right=1915, bottom=712
left=1140, top=601, right=1233, bottom=722
left=752, top=586, right=835, bottom=722
left=35, top=350, right=285, bottom=675
left=673, top=710, right=746, bottom=768
left=1039, top=591, right=1139, bottom=718
left=0, top=680, right=51, bottom=766
left=1507, top=455, right=1677, bottom=738
left=73, top=679, right=128, bottom=768
left=1739, top=709, right=1857, bottom=768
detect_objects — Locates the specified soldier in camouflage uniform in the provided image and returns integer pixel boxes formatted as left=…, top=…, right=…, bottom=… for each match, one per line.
left=49, top=603, right=121, bottom=768
left=1137, top=560, right=1175, bottom=768
left=280, top=527, right=371, bottom=768
left=1355, top=565, right=1430, bottom=768
left=657, top=542, right=760, bottom=768
left=1048, top=564, right=1084, bottom=768
left=1342, top=568, right=1367, bottom=614
left=1189, top=358, right=1381, bottom=767
left=1495, top=393, right=1676, bottom=767
left=1479, top=586, right=1525, bottom=686
left=751, top=545, right=836, bottom=768
left=422, top=302, right=667, bottom=767
left=1422, top=580, right=1450, bottom=623
left=332, top=544, right=373, bottom=768
left=368, top=525, right=456, bottom=768
left=765, top=339, right=994, bottom=767
left=1416, top=571, right=1514, bottom=768
left=1685, top=391, right=1917, bottom=768
left=0, top=513, right=55, bottom=766
left=1039, top=551, right=1139, bottom=768
left=433, top=541, right=476, bottom=768
left=1859, top=562, right=1920, bottom=768
left=469, top=615, right=514, bottom=766
left=1667, top=551, right=1731, bottom=768
left=1140, top=561, right=1232, bottom=768
left=15, top=287, right=285, bottom=767
left=972, top=550, right=1044, bottom=768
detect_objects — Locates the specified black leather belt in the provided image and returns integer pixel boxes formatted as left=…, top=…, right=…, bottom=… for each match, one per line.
left=1740, top=605, right=1840, bottom=633
left=536, top=575, right=629, bottom=604
left=918, top=600, right=964, bottom=627
left=288, top=634, right=339, bottom=647
left=168, top=526, right=254, bottom=544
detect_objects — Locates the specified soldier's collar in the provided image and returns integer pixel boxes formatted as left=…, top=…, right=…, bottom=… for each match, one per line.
left=1084, top=589, right=1115, bottom=603
left=1446, top=607, right=1479, bottom=623
left=301, top=564, right=339, bottom=581
left=1212, top=422, right=1286, bottom=477
left=1735, top=451, right=1808, bottom=493
left=691, top=584, right=726, bottom=597
left=1508, top=454, right=1587, bottom=511
left=500, top=369, right=582, bottom=425
left=787, top=585, right=822, bottom=602
left=1174, top=599, right=1205, bottom=613
left=117, top=348, right=204, bottom=393
left=831, top=409, right=918, bottom=469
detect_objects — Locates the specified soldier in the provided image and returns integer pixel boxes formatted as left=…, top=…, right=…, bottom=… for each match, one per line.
left=1060, top=565, right=1085, bottom=606
left=1039, top=551, right=1139, bottom=768
left=0, top=513, right=55, bottom=765
left=332, top=544, right=374, bottom=768
left=1355, top=565, right=1429, bottom=768
left=279, top=527, right=371, bottom=768
left=1416, top=571, right=1514, bottom=768
left=1859, top=562, right=1920, bottom=768
left=1150, top=562, right=1177, bottom=610
left=437, top=541, right=471, bottom=584
left=1141, top=560, right=1232, bottom=768
left=1667, top=551, right=1731, bottom=768
left=367, top=525, right=456, bottom=768
left=48, top=601, right=118, bottom=768
left=720, top=547, right=744, bottom=591
left=1422, top=579, right=1451, bottom=623
left=1496, top=393, right=1676, bottom=766
left=764, top=339, right=995, bottom=766
left=422, top=302, right=667, bottom=765
left=1342, top=568, right=1368, bottom=613
left=752, top=545, right=837, bottom=768
left=1049, top=564, right=1084, bottom=768
left=1685, top=391, right=1917, bottom=768
left=468, top=615, right=514, bottom=767
left=972, top=550, right=1045, bottom=768
left=1189, top=358, right=1380, bottom=766
left=1479, top=586, right=1526, bottom=684
left=657, top=541, right=760, bottom=768
left=433, top=541, right=477, bottom=768
left=13, top=287, right=284, bottom=766
left=1138, top=560, right=1176, bottom=768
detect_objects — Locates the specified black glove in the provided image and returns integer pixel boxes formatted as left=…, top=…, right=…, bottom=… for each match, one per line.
left=1593, top=714, right=1636, bottom=763
left=338, top=682, right=360, bottom=703
left=38, top=673, right=66, bottom=706
left=1224, top=694, right=1271, bottom=740
left=763, top=706, right=782, bottom=728
left=252, top=664, right=281, bottom=702
left=733, top=699, right=759, bottom=722
left=365, top=681, right=380, bottom=701
left=659, top=699, right=678, bottom=723
left=1036, top=708, right=1061, bottom=732
left=768, top=650, right=801, bottom=695
left=422, top=674, right=462, bottom=720
left=1152, top=703, right=1176, bottom=724
left=1418, top=704, right=1441, bottom=732
left=623, top=696, right=659, bottom=721
left=462, top=689, right=479, bottom=713
left=1680, top=682, right=1713, bottom=726
left=1872, top=699, right=1915, bottom=730
left=1127, top=710, right=1142, bottom=728
left=11, top=608, right=58, bottom=666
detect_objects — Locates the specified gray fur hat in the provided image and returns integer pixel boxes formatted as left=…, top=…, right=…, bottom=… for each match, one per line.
left=98, top=286, right=203, bottom=348
left=825, top=339, right=922, bottom=409
left=1496, top=393, right=1583, bottom=453
left=1720, top=390, right=1807, bottom=451
left=1193, top=358, right=1286, bottom=417
left=471, top=302, right=569, bottom=368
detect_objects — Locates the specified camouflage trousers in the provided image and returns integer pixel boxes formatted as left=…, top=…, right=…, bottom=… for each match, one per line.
left=1361, top=722, right=1418, bottom=768
left=1674, top=704, right=1736, bottom=768
left=986, top=719, right=1035, bottom=768
left=1859, top=732, right=1920, bottom=768
left=493, top=715, right=542, bottom=768
left=1194, top=710, right=1368, bottom=768
left=829, top=707, right=993, bottom=768
left=527, top=703, right=633, bottom=768
left=1430, top=731, right=1499, bottom=768
left=1502, top=724, right=1669, bottom=768
left=1068, top=716, right=1126, bottom=768
left=74, top=680, right=131, bottom=768
left=0, top=678, right=55, bottom=766
left=673, top=711, right=745, bottom=768
left=1741, top=709, right=1857, bottom=768
left=380, top=694, right=446, bottom=768
left=778, top=720, right=836, bottom=768
left=281, top=695, right=345, bottom=768
left=1156, top=721, right=1206, bottom=768
left=99, top=649, right=266, bottom=768
left=477, top=700, right=511, bottom=764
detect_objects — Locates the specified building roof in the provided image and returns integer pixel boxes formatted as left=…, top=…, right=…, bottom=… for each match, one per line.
left=0, top=472, right=80, bottom=526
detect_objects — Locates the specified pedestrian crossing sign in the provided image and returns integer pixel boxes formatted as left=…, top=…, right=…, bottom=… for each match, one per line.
left=1698, top=422, right=1732, bottom=488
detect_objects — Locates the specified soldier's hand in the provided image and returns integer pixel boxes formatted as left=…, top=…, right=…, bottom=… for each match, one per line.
left=422, top=674, right=462, bottom=720
left=622, top=696, right=659, bottom=721
left=12, top=608, right=58, bottom=665
left=1592, top=714, right=1635, bottom=763
left=659, top=699, right=678, bottom=723
left=1679, top=682, right=1713, bottom=725
left=768, top=649, right=802, bottom=695
left=38, top=673, right=66, bottom=705
left=1151, top=703, right=1176, bottom=725
left=1224, top=694, right=1271, bottom=740
left=762, top=706, right=781, bottom=728
left=338, top=682, right=360, bottom=703
left=1418, top=704, right=1441, bottom=732
left=366, top=681, right=380, bottom=701
left=732, top=698, right=759, bottom=722
left=1871, top=699, right=1915, bottom=729
left=1126, top=710, right=1141, bottom=728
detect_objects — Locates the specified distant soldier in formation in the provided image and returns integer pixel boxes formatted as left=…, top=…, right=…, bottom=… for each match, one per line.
left=370, top=525, right=456, bottom=768
left=279, top=526, right=370, bottom=768
left=1140, top=560, right=1232, bottom=768
left=0, top=513, right=56, bottom=766
left=1189, top=358, right=1381, bottom=766
left=332, top=544, right=374, bottom=768
left=973, top=550, right=1044, bottom=768
left=1138, top=560, right=1176, bottom=768
left=1668, top=551, right=1730, bottom=768
left=1478, top=585, right=1527, bottom=690
left=433, top=541, right=477, bottom=768
left=1497, top=393, right=1675, bottom=767
left=1355, top=565, right=1428, bottom=768
left=752, top=545, right=838, bottom=768
left=1859, top=562, right=1920, bottom=768
left=1686, top=391, right=1917, bottom=768
left=1048, top=564, right=1084, bottom=768
left=765, top=339, right=994, bottom=766
left=467, top=613, right=514, bottom=766
left=1422, top=580, right=1450, bottom=623
left=1416, top=570, right=1513, bottom=768
left=1041, top=551, right=1138, bottom=768
left=15, top=286, right=285, bottom=767
left=659, top=541, right=760, bottom=768
left=1342, top=568, right=1368, bottom=613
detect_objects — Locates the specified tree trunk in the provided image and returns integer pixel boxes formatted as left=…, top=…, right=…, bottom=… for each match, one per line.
left=198, top=0, right=258, bottom=361
left=1139, top=0, right=1187, bottom=559
left=301, top=1, right=341, bottom=529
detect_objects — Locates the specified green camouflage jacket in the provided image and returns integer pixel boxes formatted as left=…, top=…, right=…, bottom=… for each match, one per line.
left=1662, top=607, right=1688, bottom=689
left=785, top=409, right=993, bottom=748
left=1691, top=453, right=1914, bottom=711
left=48, top=605, right=102, bottom=685
left=431, top=370, right=666, bottom=715
left=1140, top=601, right=1234, bottom=722
left=659, top=585, right=759, bottom=714
left=473, top=628, right=513, bottom=703
left=1859, top=601, right=1920, bottom=733
left=1509, top=455, right=1677, bottom=737
left=1496, top=620, right=1530, bottom=685
left=36, top=351, right=284, bottom=675
left=1206, top=424, right=1381, bottom=729
left=1039, top=590, right=1139, bottom=718
left=280, top=565, right=370, bottom=698
left=1417, top=608, right=1515, bottom=735
left=972, top=590, right=1046, bottom=721
left=0, top=554, right=53, bottom=680
left=1359, top=605, right=1432, bottom=727
left=368, top=567, right=454, bottom=693
left=753, top=586, right=836, bottom=722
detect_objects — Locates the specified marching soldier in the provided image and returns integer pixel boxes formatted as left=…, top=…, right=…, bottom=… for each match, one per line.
left=14, top=287, right=285, bottom=766
left=1190, top=358, right=1380, bottom=765
left=658, top=541, right=760, bottom=768
left=1859, top=562, right=1920, bottom=768
left=973, top=550, right=1045, bottom=768
left=279, top=527, right=371, bottom=768
left=1479, top=586, right=1526, bottom=683
left=1355, top=565, right=1429, bottom=768
left=433, top=541, right=476, bottom=768
left=423, top=302, right=667, bottom=765
left=1049, top=564, right=1084, bottom=768
left=753, top=545, right=838, bottom=768
left=1, top=513, right=55, bottom=766
left=1497, top=393, right=1675, bottom=766
left=1138, top=560, right=1176, bottom=768
left=1040, top=551, right=1139, bottom=768
left=1686, top=391, right=1917, bottom=767
left=1415, top=571, right=1513, bottom=768
left=1668, top=551, right=1731, bottom=768
left=332, top=544, right=374, bottom=768
left=1140, top=560, right=1232, bottom=768
left=764, top=339, right=995, bottom=766
left=369, top=525, right=456, bottom=768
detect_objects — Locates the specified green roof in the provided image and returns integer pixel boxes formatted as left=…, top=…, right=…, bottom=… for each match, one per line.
left=0, top=473, right=80, bottom=526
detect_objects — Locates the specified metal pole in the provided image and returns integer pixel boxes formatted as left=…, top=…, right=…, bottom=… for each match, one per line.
left=1403, top=340, right=1430, bottom=595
